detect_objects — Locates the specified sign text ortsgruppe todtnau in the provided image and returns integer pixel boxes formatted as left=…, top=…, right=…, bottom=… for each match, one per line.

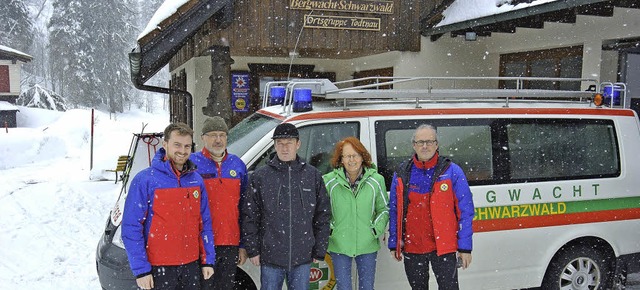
left=303, top=14, right=380, bottom=31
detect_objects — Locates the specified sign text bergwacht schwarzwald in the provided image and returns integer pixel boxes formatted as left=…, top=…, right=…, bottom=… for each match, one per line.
left=290, top=0, right=394, bottom=14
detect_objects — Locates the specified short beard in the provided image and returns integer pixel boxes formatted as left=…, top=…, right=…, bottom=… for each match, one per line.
left=209, top=147, right=225, bottom=157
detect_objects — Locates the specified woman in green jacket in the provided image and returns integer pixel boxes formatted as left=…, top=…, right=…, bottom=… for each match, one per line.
left=323, top=137, right=389, bottom=290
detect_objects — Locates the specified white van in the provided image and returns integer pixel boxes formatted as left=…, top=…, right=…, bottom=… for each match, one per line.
left=97, top=77, right=640, bottom=290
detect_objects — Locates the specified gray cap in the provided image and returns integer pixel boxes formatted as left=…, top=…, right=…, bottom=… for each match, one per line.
left=202, top=116, right=228, bottom=135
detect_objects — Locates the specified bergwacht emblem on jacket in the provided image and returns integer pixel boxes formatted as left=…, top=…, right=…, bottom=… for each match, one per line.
left=440, top=183, right=448, bottom=191
left=193, top=190, right=200, bottom=199
left=230, top=170, right=237, bottom=177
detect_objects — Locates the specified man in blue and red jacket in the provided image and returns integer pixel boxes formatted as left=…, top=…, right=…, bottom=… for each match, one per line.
left=191, top=116, right=248, bottom=290
left=122, top=122, right=216, bottom=290
left=388, top=124, right=474, bottom=290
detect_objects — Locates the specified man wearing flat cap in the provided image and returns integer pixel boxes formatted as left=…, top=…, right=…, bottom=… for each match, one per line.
left=191, top=116, right=249, bottom=290
left=241, top=123, right=331, bottom=290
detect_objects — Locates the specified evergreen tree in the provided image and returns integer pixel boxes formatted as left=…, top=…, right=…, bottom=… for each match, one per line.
left=22, top=0, right=55, bottom=90
left=89, top=0, right=136, bottom=113
left=134, top=0, right=166, bottom=113
left=49, top=0, right=95, bottom=106
left=49, top=0, right=134, bottom=112
left=0, top=0, right=34, bottom=52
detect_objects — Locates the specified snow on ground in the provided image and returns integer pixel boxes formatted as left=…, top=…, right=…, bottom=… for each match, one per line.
left=0, top=105, right=638, bottom=289
left=0, top=106, right=168, bottom=289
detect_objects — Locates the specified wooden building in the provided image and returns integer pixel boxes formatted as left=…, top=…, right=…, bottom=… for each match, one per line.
left=0, top=45, right=33, bottom=128
left=131, top=0, right=640, bottom=142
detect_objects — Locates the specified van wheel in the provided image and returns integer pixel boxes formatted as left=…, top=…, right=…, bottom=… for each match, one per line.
left=542, top=244, right=614, bottom=290
left=234, top=267, right=257, bottom=290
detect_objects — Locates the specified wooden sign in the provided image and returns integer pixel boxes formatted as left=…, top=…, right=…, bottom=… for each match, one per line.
left=303, top=14, right=381, bottom=31
left=290, top=0, right=394, bottom=15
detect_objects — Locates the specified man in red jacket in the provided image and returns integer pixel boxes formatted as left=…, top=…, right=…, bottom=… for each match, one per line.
left=191, top=116, right=248, bottom=290
left=388, top=124, right=474, bottom=290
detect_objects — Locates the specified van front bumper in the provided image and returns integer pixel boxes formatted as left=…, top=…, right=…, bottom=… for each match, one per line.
left=96, top=231, right=137, bottom=290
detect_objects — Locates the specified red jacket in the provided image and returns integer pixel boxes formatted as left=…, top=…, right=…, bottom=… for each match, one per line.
left=388, top=154, right=474, bottom=256
left=191, top=149, right=248, bottom=246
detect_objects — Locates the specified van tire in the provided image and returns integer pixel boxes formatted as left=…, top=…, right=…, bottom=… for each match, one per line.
left=542, top=244, right=614, bottom=290
left=234, top=267, right=257, bottom=290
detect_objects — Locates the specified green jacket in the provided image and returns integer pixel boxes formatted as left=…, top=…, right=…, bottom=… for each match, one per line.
left=323, top=165, right=389, bottom=257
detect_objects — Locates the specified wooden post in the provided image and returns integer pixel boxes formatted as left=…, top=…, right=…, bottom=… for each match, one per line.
left=90, top=109, right=94, bottom=170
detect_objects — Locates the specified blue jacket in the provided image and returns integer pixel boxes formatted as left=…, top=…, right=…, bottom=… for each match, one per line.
left=122, top=148, right=216, bottom=277
left=388, top=155, right=474, bottom=255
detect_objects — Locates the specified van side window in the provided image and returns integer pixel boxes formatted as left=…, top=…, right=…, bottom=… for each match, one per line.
left=298, top=122, right=359, bottom=174
left=248, top=122, right=359, bottom=174
left=376, top=120, right=493, bottom=188
left=375, top=118, right=620, bottom=189
left=506, top=120, right=619, bottom=180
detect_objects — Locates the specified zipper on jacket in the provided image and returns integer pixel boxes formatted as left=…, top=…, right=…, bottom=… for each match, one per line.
left=299, top=182, right=305, bottom=211
left=288, top=164, right=292, bottom=270
left=216, top=160, right=223, bottom=184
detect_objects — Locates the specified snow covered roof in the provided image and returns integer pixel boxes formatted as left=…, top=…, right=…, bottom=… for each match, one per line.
left=437, top=0, right=559, bottom=27
left=132, top=0, right=230, bottom=86
left=0, top=45, right=33, bottom=62
left=138, top=0, right=191, bottom=40
left=421, top=0, right=629, bottom=39
left=0, top=101, right=19, bottom=111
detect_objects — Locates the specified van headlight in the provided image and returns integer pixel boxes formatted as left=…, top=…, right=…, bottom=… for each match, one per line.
left=112, top=225, right=125, bottom=249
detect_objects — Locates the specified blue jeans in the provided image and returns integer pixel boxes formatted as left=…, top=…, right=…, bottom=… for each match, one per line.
left=329, top=252, right=377, bottom=290
left=260, top=263, right=311, bottom=290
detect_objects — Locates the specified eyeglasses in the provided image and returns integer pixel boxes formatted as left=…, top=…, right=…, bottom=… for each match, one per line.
left=413, top=139, right=438, bottom=147
left=203, top=133, right=227, bottom=139
left=342, top=154, right=362, bottom=160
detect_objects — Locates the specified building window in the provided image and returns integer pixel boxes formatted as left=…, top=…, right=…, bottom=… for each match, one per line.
left=0, top=65, right=9, bottom=93
left=499, top=46, right=583, bottom=90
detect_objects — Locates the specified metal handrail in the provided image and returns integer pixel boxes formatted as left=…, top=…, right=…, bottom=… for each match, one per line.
left=260, top=76, right=616, bottom=113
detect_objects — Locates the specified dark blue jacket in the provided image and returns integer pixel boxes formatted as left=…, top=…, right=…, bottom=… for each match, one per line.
left=241, top=155, right=331, bottom=269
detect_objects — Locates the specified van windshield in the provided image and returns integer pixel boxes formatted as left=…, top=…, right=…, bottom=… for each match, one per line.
left=227, top=112, right=281, bottom=157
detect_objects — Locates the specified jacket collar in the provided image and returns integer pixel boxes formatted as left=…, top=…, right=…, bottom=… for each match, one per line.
left=201, top=147, right=227, bottom=162
left=332, top=165, right=376, bottom=184
left=267, top=154, right=305, bottom=171
left=152, top=148, right=198, bottom=178
left=413, top=152, right=439, bottom=170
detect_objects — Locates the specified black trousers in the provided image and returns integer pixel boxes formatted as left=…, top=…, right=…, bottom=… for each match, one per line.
left=403, top=252, right=459, bottom=290
left=150, top=260, right=201, bottom=290
left=202, top=245, right=239, bottom=290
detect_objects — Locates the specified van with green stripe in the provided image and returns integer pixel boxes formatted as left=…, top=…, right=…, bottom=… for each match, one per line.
left=97, top=76, right=640, bottom=290
left=229, top=77, right=638, bottom=290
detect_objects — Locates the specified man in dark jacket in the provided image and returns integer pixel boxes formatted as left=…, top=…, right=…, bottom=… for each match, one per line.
left=241, top=123, right=331, bottom=290
left=388, top=124, right=474, bottom=290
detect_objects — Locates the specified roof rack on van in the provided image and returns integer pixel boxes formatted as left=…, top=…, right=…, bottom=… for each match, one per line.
left=262, top=77, right=627, bottom=114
